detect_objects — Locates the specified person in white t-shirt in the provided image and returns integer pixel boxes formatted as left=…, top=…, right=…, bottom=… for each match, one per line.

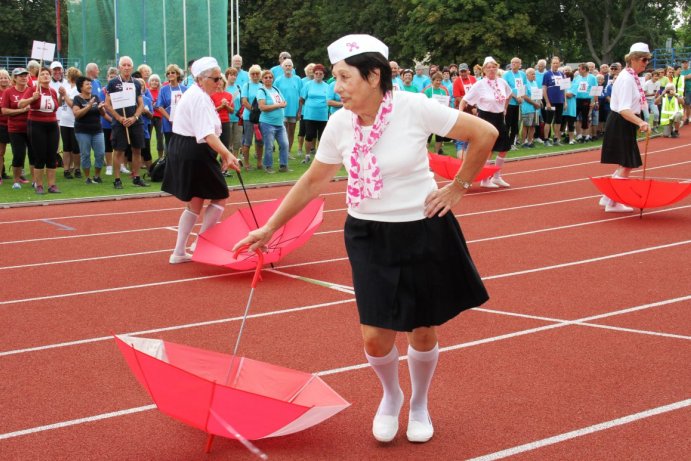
left=233, top=34, right=495, bottom=445
left=599, top=43, right=651, bottom=213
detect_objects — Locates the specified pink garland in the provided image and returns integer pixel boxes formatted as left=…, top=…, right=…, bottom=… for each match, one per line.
left=626, top=67, right=647, bottom=108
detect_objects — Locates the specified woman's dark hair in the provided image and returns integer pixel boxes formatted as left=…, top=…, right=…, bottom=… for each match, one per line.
left=76, top=76, right=92, bottom=93
left=344, top=52, right=392, bottom=94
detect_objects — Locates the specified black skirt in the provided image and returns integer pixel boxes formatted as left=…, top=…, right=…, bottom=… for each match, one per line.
left=478, top=109, right=511, bottom=152
left=344, top=213, right=489, bottom=332
left=600, top=111, right=642, bottom=168
left=162, top=134, right=229, bottom=202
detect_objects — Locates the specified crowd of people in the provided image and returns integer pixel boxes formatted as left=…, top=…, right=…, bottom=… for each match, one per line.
left=1, top=47, right=688, bottom=194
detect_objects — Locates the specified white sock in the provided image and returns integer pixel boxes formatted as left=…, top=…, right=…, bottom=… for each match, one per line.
left=200, top=203, right=224, bottom=234
left=174, top=209, right=198, bottom=256
left=495, top=156, right=505, bottom=170
left=365, top=347, right=403, bottom=417
left=407, top=343, right=439, bottom=423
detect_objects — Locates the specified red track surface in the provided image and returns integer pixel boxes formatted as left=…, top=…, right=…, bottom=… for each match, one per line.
left=1, top=137, right=690, bottom=460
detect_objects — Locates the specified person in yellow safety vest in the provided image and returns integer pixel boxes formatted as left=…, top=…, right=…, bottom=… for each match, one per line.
left=655, top=83, right=684, bottom=138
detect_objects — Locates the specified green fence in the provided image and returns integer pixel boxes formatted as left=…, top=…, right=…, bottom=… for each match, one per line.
left=67, top=0, right=228, bottom=77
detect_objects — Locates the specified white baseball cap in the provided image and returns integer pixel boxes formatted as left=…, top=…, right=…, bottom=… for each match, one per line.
left=50, top=61, right=63, bottom=70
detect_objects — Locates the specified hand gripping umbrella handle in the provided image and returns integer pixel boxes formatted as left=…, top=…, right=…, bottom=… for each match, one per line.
left=233, top=244, right=263, bottom=288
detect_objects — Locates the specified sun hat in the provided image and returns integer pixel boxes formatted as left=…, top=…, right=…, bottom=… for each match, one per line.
left=327, top=34, right=388, bottom=64
left=483, top=56, right=498, bottom=67
left=629, top=42, right=650, bottom=54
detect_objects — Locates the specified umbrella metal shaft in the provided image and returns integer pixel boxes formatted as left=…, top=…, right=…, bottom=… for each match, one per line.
left=224, top=286, right=256, bottom=386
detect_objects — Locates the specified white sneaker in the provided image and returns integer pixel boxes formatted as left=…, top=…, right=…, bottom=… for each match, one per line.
left=598, top=195, right=612, bottom=207
left=406, top=414, right=434, bottom=443
left=373, top=414, right=399, bottom=442
left=534, top=138, right=544, bottom=144
left=480, top=178, right=499, bottom=188
left=169, top=253, right=193, bottom=264
left=105, top=165, right=113, bottom=176
left=492, top=175, right=511, bottom=187
left=120, top=165, right=131, bottom=174
left=605, top=202, right=634, bottom=213
left=12, top=182, right=21, bottom=190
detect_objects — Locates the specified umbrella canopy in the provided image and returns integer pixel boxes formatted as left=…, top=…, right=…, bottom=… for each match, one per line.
left=428, top=152, right=500, bottom=182
left=590, top=177, right=691, bottom=209
left=193, top=197, right=325, bottom=270
left=114, top=334, right=350, bottom=441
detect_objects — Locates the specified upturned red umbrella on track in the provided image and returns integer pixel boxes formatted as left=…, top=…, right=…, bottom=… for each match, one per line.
left=427, top=152, right=500, bottom=182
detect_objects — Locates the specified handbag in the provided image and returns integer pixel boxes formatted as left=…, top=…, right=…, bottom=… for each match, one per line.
left=149, top=155, right=167, bottom=182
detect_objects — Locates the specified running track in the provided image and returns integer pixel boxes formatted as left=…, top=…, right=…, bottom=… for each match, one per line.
left=1, top=137, right=690, bottom=460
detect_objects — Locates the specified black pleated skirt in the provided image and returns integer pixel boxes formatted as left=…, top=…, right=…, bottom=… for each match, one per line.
left=162, top=134, right=229, bottom=202
left=344, top=213, right=489, bottom=332
left=478, top=109, right=511, bottom=152
left=600, top=111, right=643, bottom=168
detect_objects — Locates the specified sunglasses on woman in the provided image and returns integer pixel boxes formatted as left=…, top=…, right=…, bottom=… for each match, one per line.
left=206, top=76, right=222, bottom=82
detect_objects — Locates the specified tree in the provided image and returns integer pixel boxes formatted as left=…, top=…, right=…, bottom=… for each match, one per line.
left=0, top=0, right=68, bottom=57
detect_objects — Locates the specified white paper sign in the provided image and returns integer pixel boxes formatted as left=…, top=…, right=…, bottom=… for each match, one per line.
left=589, top=86, right=603, bottom=97
left=578, top=81, right=588, bottom=93
left=110, top=86, right=136, bottom=110
left=169, top=90, right=183, bottom=121
left=432, top=94, right=450, bottom=106
left=31, top=41, right=56, bottom=61
left=530, top=87, right=543, bottom=100
left=559, top=77, right=572, bottom=90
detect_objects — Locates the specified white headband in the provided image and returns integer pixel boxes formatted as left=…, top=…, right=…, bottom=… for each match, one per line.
left=191, top=57, right=219, bottom=78
left=327, top=34, right=388, bottom=64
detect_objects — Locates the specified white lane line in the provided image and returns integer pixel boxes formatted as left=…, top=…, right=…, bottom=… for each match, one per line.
left=467, top=399, right=691, bottom=461
left=0, top=226, right=171, bottom=246
left=483, top=240, right=691, bottom=280
left=40, top=219, right=76, bottom=231
left=0, top=299, right=355, bottom=357
left=0, top=249, right=172, bottom=271
left=2, top=294, right=686, bottom=441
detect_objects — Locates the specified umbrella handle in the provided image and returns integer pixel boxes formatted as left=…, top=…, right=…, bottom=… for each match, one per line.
left=234, top=245, right=264, bottom=288
left=642, top=129, right=651, bottom=180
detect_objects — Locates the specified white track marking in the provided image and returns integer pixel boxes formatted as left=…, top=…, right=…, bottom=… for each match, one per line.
left=0, top=299, right=355, bottom=357
left=0, top=249, right=172, bottom=271
left=2, top=294, right=687, bottom=441
left=468, top=399, right=691, bottom=461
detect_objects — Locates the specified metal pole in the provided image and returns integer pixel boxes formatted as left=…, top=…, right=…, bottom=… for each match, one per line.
left=236, top=0, right=240, bottom=55
left=114, top=0, right=119, bottom=63
left=207, top=0, right=212, bottom=56
left=142, top=0, right=147, bottom=63
left=230, top=0, right=234, bottom=57
left=183, top=0, right=188, bottom=75
left=162, top=0, right=167, bottom=66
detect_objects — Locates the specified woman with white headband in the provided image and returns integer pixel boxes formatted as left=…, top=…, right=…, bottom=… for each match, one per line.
left=234, top=35, right=495, bottom=443
left=162, top=57, right=241, bottom=264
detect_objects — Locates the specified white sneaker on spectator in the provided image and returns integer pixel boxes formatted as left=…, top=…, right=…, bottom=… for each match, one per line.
left=105, top=165, right=113, bottom=176
left=598, top=195, right=612, bottom=207
left=534, top=138, right=544, bottom=144
left=120, top=165, right=131, bottom=174
left=492, top=175, right=511, bottom=187
left=605, top=202, right=634, bottom=213
left=480, top=178, right=499, bottom=188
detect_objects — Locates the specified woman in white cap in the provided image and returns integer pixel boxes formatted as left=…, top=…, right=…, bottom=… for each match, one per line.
left=461, top=56, right=513, bottom=188
left=599, top=43, right=651, bottom=213
left=233, top=34, right=496, bottom=444
left=162, top=57, right=241, bottom=264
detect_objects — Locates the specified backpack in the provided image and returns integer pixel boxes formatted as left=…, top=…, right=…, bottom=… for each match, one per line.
left=249, top=87, right=272, bottom=124
left=149, top=155, right=167, bottom=182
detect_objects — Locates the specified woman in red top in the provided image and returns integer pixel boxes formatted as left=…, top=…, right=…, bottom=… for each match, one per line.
left=148, top=74, right=164, bottom=159
left=210, top=76, right=233, bottom=168
left=0, top=68, right=33, bottom=189
left=19, top=67, right=60, bottom=194
left=0, top=69, right=11, bottom=184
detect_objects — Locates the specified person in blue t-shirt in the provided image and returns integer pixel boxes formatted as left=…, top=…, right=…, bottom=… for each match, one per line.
left=224, top=67, right=244, bottom=165
left=503, top=57, right=528, bottom=148
left=572, top=63, right=598, bottom=142
left=327, top=80, right=342, bottom=115
left=412, top=64, right=431, bottom=92
left=542, top=56, right=567, bottom=146
left=231, top=55, right=249, bottom=90
left=299, top=63, right=329, bottom=163
left=390, top=61, right=404, bottom=91
left=271, top=51, right=291, bottom=80
left=561, top=67, right=578, bottom=145
left=274, top=59, right=302, bottom=155
left=520, top=68, right=542, bottom=147
left=257, top=70, right=290, bottom=173
left=534, top=59, right=547, bottom=143
left=240, top=65, right=264, bottom=170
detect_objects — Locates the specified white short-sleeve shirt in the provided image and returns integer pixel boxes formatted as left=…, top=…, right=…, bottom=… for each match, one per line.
left=315, top=91, right=458, bottom=222
left=462, top=77, right=511, bottom=113
left=610, top=69, right=643, bottom=114
left=172, top=84, right=221, bottom=143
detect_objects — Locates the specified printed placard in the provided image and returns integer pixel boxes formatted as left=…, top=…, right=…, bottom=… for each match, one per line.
left=31, top=41, right=55, bottom=61
left=559, top=77, right=572, bottom=90
left=110, top=87, right=136, bottom=110
left=589, top=86, right=603, bottom=97
left=432, top=94, right=450, bottom=106
left=530, top=87, right=543, bottom=100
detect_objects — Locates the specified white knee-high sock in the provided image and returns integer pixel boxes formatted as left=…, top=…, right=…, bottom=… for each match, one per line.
left=365, top=347, right=403, bottom=417
left=200, top=203, right=224, bottom=234
left=407, top=343, right=439, bottom=423
left=174, top=209, right=198, bottom=256
left=495, top=156, right=506, bottom=170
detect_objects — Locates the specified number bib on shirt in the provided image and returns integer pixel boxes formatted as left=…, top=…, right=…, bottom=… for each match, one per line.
left=39, top=94, right=55, bottom=112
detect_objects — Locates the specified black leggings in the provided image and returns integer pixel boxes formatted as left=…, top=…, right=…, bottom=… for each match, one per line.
left=561, top=115, right=576, bottom=133
left=505, top=105, right=520, bottom=144
left=576, top=99, right=591, bottom=129
left=28, top=121, right=60, bottom=169
left=9, top=131, right=34, bottom=168
left=304, top=119, right=327, bottom=142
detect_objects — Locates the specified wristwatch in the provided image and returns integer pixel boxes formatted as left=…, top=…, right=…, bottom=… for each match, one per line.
left=454, top=177, right=472, bottom=190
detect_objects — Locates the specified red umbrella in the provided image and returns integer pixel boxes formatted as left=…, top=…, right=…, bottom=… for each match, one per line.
left=590, top=133, right=691, bottom=216
left=427, top=152, right=500, bottom=182
left=114, top=250, right=349, bottom=456
left=192, top=197, right=325, bottom=270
